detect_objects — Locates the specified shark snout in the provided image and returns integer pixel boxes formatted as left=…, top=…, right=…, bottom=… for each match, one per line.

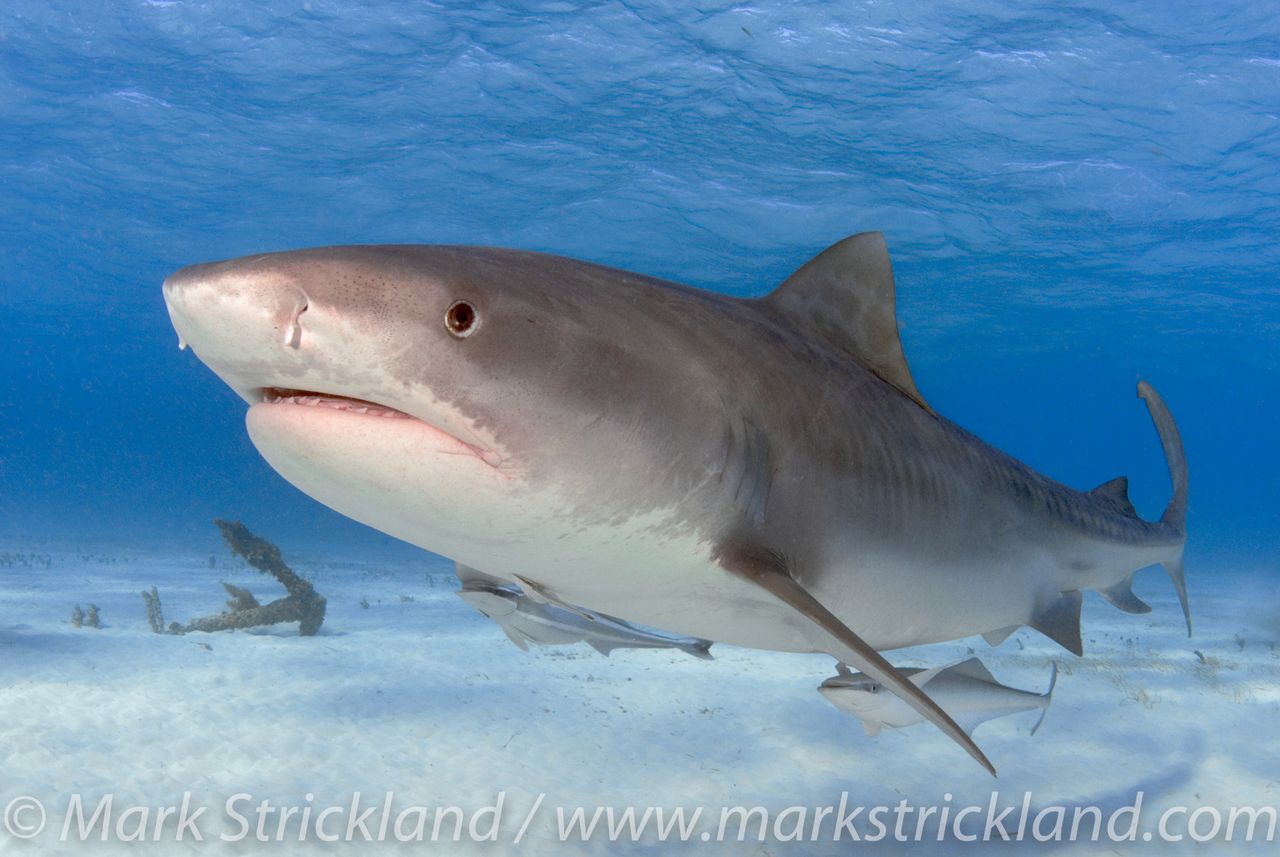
left=163, top=259, right=314, bottom=401
left=164, top=259, right=309, bottom=338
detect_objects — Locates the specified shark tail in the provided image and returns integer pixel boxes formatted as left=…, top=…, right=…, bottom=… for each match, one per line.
left=1030, top=661, right=1058, bottom=737
left=680, top=638, right=715, bottom=661
left=1137, top=380, right=1191, bottom=635
left=1138, top=381, right=1188, bottom=534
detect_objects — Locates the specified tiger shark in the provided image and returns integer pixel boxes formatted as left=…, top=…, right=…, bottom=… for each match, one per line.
left=162, top=232, right=1189, bottom=774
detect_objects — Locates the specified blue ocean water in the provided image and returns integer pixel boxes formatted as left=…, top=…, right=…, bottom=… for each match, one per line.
left=1, top=0, right=1276, bottom=565
left=3, top=5, right=1280, bottom=852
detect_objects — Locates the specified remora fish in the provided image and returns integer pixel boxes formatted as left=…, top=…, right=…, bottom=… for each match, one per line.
left=457, top=576, right=714, bottom=659
left=819, top=658, right=1058, bottom=738
left=162, top=232, right=1189, bottom=773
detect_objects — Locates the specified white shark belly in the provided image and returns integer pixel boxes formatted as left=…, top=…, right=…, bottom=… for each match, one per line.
left=461, top=531, right=1048, bottom=654
left=460, top=528, right=821, bottom=653
left=243, top=405, right=1128, bottom=654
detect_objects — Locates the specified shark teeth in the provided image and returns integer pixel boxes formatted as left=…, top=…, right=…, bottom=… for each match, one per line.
left=258, top=387, right=504, bottom=471
left=262, top=388, right=412, bottom=419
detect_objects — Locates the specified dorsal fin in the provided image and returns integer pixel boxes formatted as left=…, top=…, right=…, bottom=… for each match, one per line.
left=947, top=657, right=999, bottom=685
left=907, top=665, right=947, bottom=688
left=981, top=625, right=1019, bottom=647
left=765, top=232, right=931, bottom=412
left=1090, top=476, right=1137, bottom=517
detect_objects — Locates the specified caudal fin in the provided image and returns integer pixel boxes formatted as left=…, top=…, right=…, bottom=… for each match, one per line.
left=680, top=638, right=715, bottom=660
left=1137, top=381, right=1191, bottom=635
left=1164, top=550, right=1191, bottom=636
left=1137, top=381, right=1188, bottom=533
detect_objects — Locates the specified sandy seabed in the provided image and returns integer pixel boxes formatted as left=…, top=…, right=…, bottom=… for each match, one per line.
left=1, top=543, right=1276, bottom=855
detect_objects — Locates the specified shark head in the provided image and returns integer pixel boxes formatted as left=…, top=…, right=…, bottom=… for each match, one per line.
left=818, top=674, right=893, bottom=716
left=163, top=245, right=745, bottom=570
left=817, top=671, right=916, bottom=737
left=456, top=585, right=520, bottom=619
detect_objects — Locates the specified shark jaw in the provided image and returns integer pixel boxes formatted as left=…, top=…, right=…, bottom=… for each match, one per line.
left=161, top=260, right=538, bottom=559
left=256, top=387, right=505, bottom=471
left=243, top=389, right=536, bottom=562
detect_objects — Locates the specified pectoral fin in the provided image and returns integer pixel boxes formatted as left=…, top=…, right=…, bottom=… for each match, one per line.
left=719, top=543, right=997, bottom=776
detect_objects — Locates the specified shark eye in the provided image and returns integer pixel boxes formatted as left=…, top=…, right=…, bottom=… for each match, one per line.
left=445, top=300, right=479, bottom=338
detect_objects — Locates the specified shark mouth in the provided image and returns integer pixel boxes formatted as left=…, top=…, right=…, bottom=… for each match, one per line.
left=259, top=387, right=505, bottom=470
left=262, top=387, right=414, bottom=420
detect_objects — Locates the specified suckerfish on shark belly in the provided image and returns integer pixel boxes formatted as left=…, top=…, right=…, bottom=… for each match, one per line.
left=456, top=574, right=714, bottom=660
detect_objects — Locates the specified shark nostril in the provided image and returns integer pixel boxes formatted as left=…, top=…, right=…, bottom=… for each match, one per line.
left=284, top=298, right=308, bottom=349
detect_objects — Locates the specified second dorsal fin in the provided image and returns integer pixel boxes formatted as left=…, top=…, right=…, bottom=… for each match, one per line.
left=765, top=232, right=930, bottom=412
left=1090, top=476, right=1137, bottom=517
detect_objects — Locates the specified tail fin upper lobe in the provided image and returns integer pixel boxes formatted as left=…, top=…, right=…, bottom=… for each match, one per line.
left=1138, top=381, right=1188, bottom=534
left=1137, top=380, right=1190, bottom=634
